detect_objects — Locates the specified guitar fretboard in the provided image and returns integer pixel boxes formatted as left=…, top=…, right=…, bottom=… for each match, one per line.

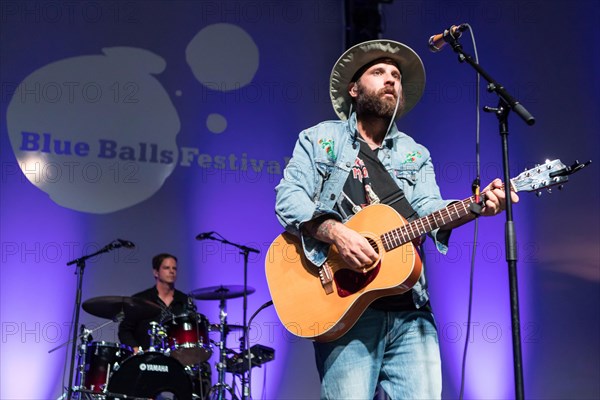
left=381, top=195, right=481, bottom=251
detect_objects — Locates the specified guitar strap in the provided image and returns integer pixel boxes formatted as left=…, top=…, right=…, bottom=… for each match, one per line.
left=355, top=141, right=419, bottom=222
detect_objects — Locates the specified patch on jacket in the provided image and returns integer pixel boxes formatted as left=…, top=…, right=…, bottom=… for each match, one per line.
left=318, top=138, right=336, bottom=162
left=403, top=151, right=422, bottom=163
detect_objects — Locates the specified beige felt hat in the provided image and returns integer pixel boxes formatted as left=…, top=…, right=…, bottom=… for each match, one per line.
left=329, top=39, right=426, bottom=120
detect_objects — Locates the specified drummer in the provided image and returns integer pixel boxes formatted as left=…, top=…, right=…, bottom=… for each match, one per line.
left=118, top=253, right=191, bottom=353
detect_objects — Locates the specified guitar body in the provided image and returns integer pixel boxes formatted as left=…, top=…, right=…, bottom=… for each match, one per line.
left=265, top=204, right=422, bottom=342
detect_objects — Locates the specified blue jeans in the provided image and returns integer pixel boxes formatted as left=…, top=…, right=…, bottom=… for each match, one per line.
left=314, top=308, right=442, bottom=400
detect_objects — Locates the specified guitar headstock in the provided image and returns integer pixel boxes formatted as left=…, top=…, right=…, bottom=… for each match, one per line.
left=510, top=159, right=569, bottom=195
left=510, top=159, right=591, bottom=196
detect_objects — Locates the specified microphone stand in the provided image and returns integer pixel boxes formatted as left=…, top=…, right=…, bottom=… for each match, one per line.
left=63, top=240, right=128, bottom=400
left=444, top=31, right=535, bottom=400
left=202, top=233, right=259, bottom=400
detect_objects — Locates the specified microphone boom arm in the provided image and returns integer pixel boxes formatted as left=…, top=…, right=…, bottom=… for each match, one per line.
left=444, top=28, right=535, bottom=126
left=201, top=235, right=260, bottom=254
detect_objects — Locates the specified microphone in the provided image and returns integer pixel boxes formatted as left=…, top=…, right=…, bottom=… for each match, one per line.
left=117, top=239, right=135, bottom=248
left=428, top=24, right=468, bottom=52
left=195, top=231, right=215, bottom=240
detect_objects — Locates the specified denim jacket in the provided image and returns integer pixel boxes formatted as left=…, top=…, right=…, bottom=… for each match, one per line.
left=275, top=112, right=454, bottom=308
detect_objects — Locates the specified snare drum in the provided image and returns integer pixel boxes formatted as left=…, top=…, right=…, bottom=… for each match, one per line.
left=163, top=312, right=212, bottom=365
left=83, top=341, right=132, bottom=393
left=106, top=352, right=193, bottom=399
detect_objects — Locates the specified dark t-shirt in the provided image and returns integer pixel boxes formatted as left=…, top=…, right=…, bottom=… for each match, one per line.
left=336, top=140, right=430, bottom=312
left=118, top=286, right=190, bottom=349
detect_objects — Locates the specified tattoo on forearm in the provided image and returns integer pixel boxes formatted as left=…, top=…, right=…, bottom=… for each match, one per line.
left=316, top=219, right=336, bottom=239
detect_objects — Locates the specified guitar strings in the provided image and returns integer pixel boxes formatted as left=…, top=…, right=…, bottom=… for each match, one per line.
left=380, top=195, right=479, bottom=250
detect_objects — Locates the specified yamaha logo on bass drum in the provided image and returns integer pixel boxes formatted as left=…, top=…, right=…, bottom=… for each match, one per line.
left=139, top=363, right=169, bottom=373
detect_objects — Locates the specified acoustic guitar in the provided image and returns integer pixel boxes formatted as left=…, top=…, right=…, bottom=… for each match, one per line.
left=265, top=159, right=582, bottom=342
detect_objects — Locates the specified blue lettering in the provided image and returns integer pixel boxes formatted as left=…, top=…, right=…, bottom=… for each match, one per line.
left=98, top=139, right=117, bottom=159
left=20, top=131, right=41, bottom=151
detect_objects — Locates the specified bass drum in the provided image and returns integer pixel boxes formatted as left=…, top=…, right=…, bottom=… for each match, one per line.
left=106, top=352, right=193, bottom=399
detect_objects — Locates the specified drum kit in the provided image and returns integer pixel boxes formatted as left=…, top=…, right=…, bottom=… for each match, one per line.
left=68, top=285, right=274, bottom=400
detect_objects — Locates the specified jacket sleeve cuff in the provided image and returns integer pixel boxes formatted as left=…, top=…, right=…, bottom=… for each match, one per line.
left=431, top=227, right=452, bottom=254
left=297, top=207, right=343, bottom=266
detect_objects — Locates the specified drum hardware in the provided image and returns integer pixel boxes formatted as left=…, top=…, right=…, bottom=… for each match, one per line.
left=186, top=361, right=213, bottom=400
left=213, top=295, right=238, bottom=400
left=191, top=285, right=257, bottom=400
left=191, top=286, right=277, bottom=400
left=209, top=324, right=244, bottom=334
left=148, top=321, right=167, bottom=353
left=76, top=325, right=93, bottom=396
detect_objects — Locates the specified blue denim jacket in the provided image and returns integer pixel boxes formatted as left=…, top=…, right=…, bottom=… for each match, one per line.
left=275, top=112, right=454, bottom=307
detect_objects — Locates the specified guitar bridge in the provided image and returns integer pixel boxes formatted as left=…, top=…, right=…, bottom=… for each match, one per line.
left=319, top=262, right=334, bottom=295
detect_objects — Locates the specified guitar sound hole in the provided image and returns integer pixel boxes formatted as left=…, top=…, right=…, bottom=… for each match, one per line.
left=333, top=236, right=381, bottom=298
left=334, top=262, right=381, bottom=298
left=366, top=237, right=379, bottom=254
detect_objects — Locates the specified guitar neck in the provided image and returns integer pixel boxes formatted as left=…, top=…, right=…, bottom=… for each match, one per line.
left=380, top=155, right=578, bottom=252
left=381, top=194, right=481, bottom=252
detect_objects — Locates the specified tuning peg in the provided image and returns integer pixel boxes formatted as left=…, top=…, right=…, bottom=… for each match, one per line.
left=536, top=191, right=542, bottom=197
left=547, top=188, right=552, bottom=194
left=558, top=185, right=564, bottom=190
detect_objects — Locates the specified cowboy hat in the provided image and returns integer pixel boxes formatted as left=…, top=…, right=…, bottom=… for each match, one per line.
left=329, top=39, right=426, bottom=120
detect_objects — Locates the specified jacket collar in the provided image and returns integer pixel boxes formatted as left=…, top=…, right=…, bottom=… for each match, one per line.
left=347, top=111, right=403, bottom=143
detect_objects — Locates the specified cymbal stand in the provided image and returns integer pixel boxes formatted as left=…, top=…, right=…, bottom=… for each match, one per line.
left=210, top=297, right=237, bottom=400
left=73, top=325, right=91, bottom=399
left=196, top=233, right=259, bottom=400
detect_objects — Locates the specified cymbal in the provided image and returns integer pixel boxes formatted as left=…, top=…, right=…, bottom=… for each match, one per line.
left=189, top=285, right=255, bottom=300
left=82, top=296, right=162, bottom=320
